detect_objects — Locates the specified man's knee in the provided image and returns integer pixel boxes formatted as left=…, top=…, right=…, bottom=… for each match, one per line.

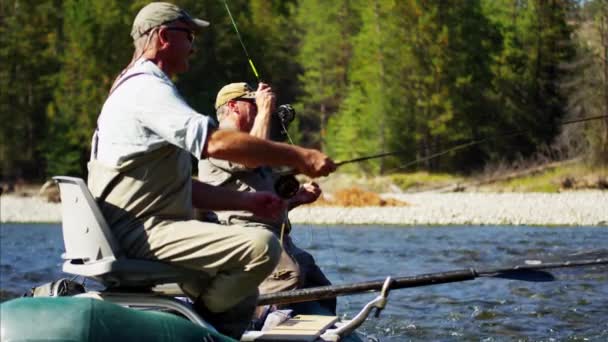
left=247, top=229, right=281, bottom=274
left=259, top=249, right=302, bottom=294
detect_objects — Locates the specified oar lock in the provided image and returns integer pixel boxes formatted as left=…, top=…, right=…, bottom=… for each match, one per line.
left=375, top=276, right=393, bottom=318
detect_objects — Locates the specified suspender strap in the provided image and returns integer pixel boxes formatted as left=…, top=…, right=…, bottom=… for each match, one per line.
left=92, top=72, right=146, bottom=160
left=108, top=72, right=146, bottom=96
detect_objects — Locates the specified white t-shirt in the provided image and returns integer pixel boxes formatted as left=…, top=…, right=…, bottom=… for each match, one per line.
left=92, top=58, right=212, bottom=167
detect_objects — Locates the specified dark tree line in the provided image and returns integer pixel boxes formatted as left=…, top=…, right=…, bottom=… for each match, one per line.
left=0, top=0, right=604, bottom=181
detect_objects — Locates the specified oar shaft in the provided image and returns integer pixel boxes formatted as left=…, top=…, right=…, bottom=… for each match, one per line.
left=257, top=258, right=608, bottom=306
left=258, top=269, right=476, bottom=306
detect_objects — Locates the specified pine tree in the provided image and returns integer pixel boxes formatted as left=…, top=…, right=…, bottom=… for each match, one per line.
left=560, top=0, right=608, bottom=164
left=46, top=0, right=133, bottom=176
left=482, top=0, right=576, bottom=163
left=294, top=0, right=360, bottom=149
left=0, top=0, right=62, bottom=180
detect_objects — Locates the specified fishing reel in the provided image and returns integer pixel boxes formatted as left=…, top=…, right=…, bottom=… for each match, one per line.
left=274, top=173, right=300, bottom=199
left=270, top=104, right=296, bottom=142
left=275, top=104, right=296, bottom=126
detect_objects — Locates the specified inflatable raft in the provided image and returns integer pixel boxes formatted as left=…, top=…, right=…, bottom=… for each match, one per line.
left=1, top=297, right=233, bottom=342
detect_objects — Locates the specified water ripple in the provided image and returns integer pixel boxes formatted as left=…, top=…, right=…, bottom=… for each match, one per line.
left=2, top=223, right=607, bottom=340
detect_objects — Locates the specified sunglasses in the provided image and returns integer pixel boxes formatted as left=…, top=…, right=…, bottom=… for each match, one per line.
left=236, top=98, right=257, bottom=106
left=166, top=27, right=195, bottom=43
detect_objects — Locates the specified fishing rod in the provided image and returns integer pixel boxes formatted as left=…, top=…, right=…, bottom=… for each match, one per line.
left=386, top=114, right=608, bottom=174
left=258, top=253, right=608, bottom=306
left=222, top=0, right=298, bottom=144
left=223, top=0, right=261, bottom=82
left=274, top=114, right=608, bottom=197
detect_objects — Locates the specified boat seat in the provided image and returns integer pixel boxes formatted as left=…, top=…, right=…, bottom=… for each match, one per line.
left=53, top=176, right=206, bottom=289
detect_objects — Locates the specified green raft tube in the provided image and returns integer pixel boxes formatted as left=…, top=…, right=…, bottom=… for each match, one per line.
left=0, top=297, right=235, bottom=342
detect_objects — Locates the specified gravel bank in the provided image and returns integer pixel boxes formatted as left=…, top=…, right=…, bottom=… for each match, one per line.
left=292, top=191, right=608, bottom=226
left=1, top=191, right=607, bottom=226
left=1, top=195, right=62, bottom=223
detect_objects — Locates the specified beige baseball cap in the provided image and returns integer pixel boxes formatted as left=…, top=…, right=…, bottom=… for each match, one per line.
left=131, top=2, right=209, bottom=40
left=215, top=83, right=256, bottom=109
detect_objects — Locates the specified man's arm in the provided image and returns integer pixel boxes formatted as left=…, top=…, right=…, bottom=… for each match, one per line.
left=202, top=129, right=335, bottom=178
left=191, top=179, right=284, bottom=218
left=249, top=83, right=274, bottom=140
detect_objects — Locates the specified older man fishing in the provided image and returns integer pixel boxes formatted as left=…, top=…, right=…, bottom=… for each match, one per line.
left=87, top=2, right=335, bottom=338
left=198, top=82, right=337, bottom=322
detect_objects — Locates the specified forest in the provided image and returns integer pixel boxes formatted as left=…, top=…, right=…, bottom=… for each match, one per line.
left=1, top=0, right=607, bottom=181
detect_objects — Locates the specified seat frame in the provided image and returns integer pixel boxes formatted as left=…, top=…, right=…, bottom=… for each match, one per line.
left=53, top=176, right=214, bottom=331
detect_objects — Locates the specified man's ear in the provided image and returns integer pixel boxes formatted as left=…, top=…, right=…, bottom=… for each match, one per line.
left=157, top=27, right=170, bottom=47
left=228, top=100, right=240, bottom=114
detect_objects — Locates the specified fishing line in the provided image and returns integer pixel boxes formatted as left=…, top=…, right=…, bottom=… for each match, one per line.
left=280, top=120, right=295, bottom=145
left=222, top=0, right=261, bottom=82
left=385, top=114, right=608, bottom=173
left=276, top=114, right=608, bottom=178
left=223, top=0, right=349, bottom=297
left=322, top=225, right=353, bottom=311
left=223, top=0, right=296, bottom=145
left=0, top=186, right=3, bottom=226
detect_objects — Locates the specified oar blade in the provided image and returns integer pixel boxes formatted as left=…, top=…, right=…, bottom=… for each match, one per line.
left=479, top=250, right=608, bottom=283
left=485, top=269, right=555, bottom=282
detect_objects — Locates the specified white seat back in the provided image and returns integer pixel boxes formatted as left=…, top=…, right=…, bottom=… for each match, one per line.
left=53, top=176, right=123, bottom=263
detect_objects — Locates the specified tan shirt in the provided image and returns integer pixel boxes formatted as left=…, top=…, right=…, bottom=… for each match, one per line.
left=88, top=145, right=193, bottom=256
left=198, top=158, right=288, bottom=234
left=93, top=58, right=212, bottom=167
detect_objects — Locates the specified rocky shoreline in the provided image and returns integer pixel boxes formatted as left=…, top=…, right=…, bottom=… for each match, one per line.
left=1, top=191, right=607, bottom=226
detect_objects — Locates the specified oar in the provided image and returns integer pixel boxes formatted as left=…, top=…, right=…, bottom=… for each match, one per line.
left=257, top=257, right=608, bottom=306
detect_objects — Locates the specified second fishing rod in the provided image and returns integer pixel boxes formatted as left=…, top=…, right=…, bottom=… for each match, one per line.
left=273, top=114, right=608, bottom=198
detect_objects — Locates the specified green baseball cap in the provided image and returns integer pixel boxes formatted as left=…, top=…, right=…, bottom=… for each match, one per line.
left=131, top=2, right=209, bottom=40
left=215, top=83, right=256, bottom=109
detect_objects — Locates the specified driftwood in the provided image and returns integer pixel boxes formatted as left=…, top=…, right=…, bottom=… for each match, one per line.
left=418, top=158, right=582, bottom=193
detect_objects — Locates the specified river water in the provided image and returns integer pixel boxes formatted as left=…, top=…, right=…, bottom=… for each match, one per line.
left=1, top=223, right=607, bottom=341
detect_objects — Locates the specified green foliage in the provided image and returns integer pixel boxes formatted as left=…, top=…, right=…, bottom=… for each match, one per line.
left=390, top=172, right=462, bottom=191
left=0, top=0, right=62, bottom=179
left=295, top=0, right=359, bottom=149
left=0, top=0, right=593, bottom=180
left=45, top=0, right=133, bottom=176
left=560, top=0, right=608, bottom=165
left=482, top=0, right=576, bottom=165
left=327, top=0, right=415, bottom=174
left=327, top=0, right=503, bottom=173
left=486, top=163, right=607, bottom=192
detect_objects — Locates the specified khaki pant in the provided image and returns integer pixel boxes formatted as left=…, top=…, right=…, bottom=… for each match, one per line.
left=256, top=232, right=336, bottom=314
left=257, top=235, right=301, bottom=295
left=258, top=234, right=334, bottom=294
left=138, top=220, right=281, bottom=313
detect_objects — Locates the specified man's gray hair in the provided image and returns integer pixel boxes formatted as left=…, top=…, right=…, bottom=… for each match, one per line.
left=216, top=104, right=230, bottom=122
left=132, top=28, right=158, bottom=59
left=123, top=28, right=161, bottom=71
left=133, top=35, right=149, bottom=53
